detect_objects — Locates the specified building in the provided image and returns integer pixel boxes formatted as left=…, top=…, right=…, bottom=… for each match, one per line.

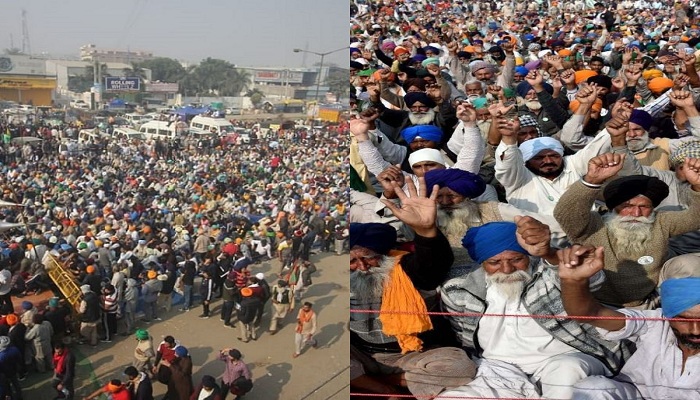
left=44, top=60, right=151, bottom=93
left=245, top=66, right=333, bottom=101
left=0, top=55, right=57, bottom=106
left=80, top=44, right=154, bottom=64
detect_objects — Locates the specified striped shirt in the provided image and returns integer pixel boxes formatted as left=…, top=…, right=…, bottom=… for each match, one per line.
left=102, top=292, right=118, bottom=314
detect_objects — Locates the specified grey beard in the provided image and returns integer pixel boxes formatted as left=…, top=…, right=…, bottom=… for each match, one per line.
left=485, top=270, right=532, bottom=302
left=626, top=132, right=650, bottom=153
left=350, top=256, right=394, bottom=304
left=408, top=109, right=436, bottom=125
left=436, top=200, right=483, bottom=240
left=603, top=212, right=656, bottom=257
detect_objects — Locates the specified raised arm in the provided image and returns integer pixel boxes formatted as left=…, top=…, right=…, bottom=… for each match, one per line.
left=452, top=103, right=486, bottom=173
left=558, top=245, right=625, bottom=331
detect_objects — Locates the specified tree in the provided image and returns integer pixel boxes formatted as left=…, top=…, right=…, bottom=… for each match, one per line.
left=245, top=88, right=265, bottom=107
left=326, top=67, right=348, bottom=102
left=122, top=62, right=148, bottom=80
left=138, top=57, right=186, bottom=83
left=67, top=64, right=109, bottom=93
left=180, top=58, right=251, bottom=96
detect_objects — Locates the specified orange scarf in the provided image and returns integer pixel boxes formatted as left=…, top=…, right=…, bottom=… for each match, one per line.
left=296, top=309, right=314, bottom=333
left=379, top=250, right=433, bottom=354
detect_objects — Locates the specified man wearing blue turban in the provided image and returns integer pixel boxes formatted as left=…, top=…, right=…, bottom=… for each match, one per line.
left=559, top=247, right=700, bottom=398
left=439, top=218, right=630, bottom=399
left=350, top=178, right=475, bottom=399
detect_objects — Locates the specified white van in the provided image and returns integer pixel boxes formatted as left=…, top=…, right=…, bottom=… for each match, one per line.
left=189, top=116, right=235, bottom=135
left=113, top=127, right=146, bottom=141
left=138, top=121, right=180, bottom=140
left=124, top=113, right=152, bottom=128
left=78, top=129, right=109, bottom=144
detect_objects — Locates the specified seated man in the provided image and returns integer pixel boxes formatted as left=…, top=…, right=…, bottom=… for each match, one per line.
left=559, top=247, right=700, bottom=398
left=553, top=153, right=700, bottom=308
left=439, top=218, right=631, bottom=399
left=350, top=177, right=475, bottom=399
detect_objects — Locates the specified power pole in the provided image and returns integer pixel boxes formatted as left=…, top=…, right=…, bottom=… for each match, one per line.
left=21, top=9, right=31, bottom=55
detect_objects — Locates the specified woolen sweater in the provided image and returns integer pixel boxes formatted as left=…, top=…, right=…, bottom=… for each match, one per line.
left=553, top=180, right=700, bottom=307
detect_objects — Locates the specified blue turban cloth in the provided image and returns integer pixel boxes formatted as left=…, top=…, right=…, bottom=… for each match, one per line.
left=411, top=54, right=427, bottom=63
left=423, top=45, right=441, bottom=55
left=516, top=81, right=553, bottom=98
left=514, top=66, right=529, bottom=76
left=461, top=222, right=527, bottom=264
left=404, top=92, right=436, bottom=108
left=629, top=109, right=653, bottom=131
left=401, top=125, right=443, bottom=144
left=660, top=277, right=700, bottom=317
left=425, top=169, right=486, bottom=199
left=349, top=223, right=397, bottom=255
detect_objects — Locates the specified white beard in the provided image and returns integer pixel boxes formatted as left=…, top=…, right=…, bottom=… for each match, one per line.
left=525, top=100, right=542, bottom=111
left=436, top=200, right=483, bottom=240
left=408, top=109, right=436, bottom=125
left=485, top=270, right=532, bottom=302
left=626, top=132, right=650, bottom=152
left=603, top=212, right=655, bottom=257
left=477, top=120, right=491, bottom=138
left=350, top=255, right=394, bottom=304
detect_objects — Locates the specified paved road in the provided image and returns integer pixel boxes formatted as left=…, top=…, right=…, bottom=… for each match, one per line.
left=20, top=252, right=350, bottom=399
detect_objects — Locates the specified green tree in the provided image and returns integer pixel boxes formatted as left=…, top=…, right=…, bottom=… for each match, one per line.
left=67, top=64, right=109, bottom=93
left=122, top=62, right=148, bottom=80
left=180, top=58, right=251, bottom=96
left=245, top=88, right=265, bottom=107
left=138, top=57, right=186, bottom=82
left=326, top=67, right=348, bottom=102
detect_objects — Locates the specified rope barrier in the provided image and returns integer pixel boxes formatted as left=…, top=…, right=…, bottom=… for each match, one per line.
left=349, top=392, right=554, bottom=399
left=350, top=308, right=700, bottom=322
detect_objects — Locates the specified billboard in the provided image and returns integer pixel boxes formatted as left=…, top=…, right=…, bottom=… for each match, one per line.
left=253, top=70, right=304, bottom=84
left=145, top=82, right=179, bottom=93
left=105, top=77, right=140, bottom=92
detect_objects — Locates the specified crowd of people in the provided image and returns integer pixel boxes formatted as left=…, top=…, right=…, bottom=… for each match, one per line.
left=350, top=0, right=700, bottom=398
left=0, top=109, right=348, bottom=399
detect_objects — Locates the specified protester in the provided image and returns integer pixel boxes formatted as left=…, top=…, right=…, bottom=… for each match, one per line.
left=559, top=247, right=700, bottom=398
left=218, top=348, right=252, bottom=400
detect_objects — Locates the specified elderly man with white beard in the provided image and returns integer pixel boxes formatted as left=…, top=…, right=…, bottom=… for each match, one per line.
left=423, top=168, right=569, bottom=278
left=515, top=70, right=571, bottom=137
left=349, top=177, right=476, bottom=399
left=553, top=151, right=700, bottom=308
left=438, top=218, right=631, bottom=399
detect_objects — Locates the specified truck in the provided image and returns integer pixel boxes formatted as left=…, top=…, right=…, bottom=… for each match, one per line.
left=224, top=97, right=253, bottom=115
left=317, top=104, right=343, bottom=123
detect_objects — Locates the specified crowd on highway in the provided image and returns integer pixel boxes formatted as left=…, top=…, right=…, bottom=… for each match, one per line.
left=350, top=0, right=700, bottom=398
left=0, top=111, right=350, bottom=399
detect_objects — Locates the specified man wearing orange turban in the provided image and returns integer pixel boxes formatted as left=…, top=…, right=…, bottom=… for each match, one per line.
left=647, top=77, right=674, bottom=96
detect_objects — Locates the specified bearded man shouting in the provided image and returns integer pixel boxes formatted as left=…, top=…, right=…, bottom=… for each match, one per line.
left=554, top=152, right=700, bottom=308
left=349, top=178, right=475, bottom=399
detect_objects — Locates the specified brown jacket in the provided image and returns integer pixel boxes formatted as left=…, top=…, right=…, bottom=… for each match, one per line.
left=554, top=181, right=700, bottom=307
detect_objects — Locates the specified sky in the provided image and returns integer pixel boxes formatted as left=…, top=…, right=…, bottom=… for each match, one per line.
left=0, top=0, right=348, bottom=69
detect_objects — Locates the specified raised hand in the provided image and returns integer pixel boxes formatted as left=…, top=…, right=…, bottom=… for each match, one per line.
left=349, top=118, right=371, bottom=142
left=575, top=84, right=600, bottom=105
left=487, top=100, right=515, bottom=118
left=487, top=84, right=503, bottom=97
left=544, top=54, right=564, bottom=70
left=673, top=73, right=690, bottom=91
left=378, top=69, right=393, bottom=83
left=557, top=245, right=605, bottom=282
left=624, top=65, right=643, bottom=86
left=525, top=70, right=544, bottom=88
left=456, top=103, right=477, bottom=123
left=426, top=63, right=441, bottom=77
left=621, top=47, right=634, bottom=65
left=514, top=215, right=552, bottom=258
left=683, top=157, right=700, bottom=188
left=584, top=152, right=626, bottom=185
left=669, top=89, right=696, bottom=109
left=560, top=69, right=576, bottom=86
left=380, top=177, right=439, bottom=237
left=376, top=165, right=405, bottom=199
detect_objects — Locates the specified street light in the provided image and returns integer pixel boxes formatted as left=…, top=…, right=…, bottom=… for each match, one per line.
left=293, top=47, right=347, bottom=103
